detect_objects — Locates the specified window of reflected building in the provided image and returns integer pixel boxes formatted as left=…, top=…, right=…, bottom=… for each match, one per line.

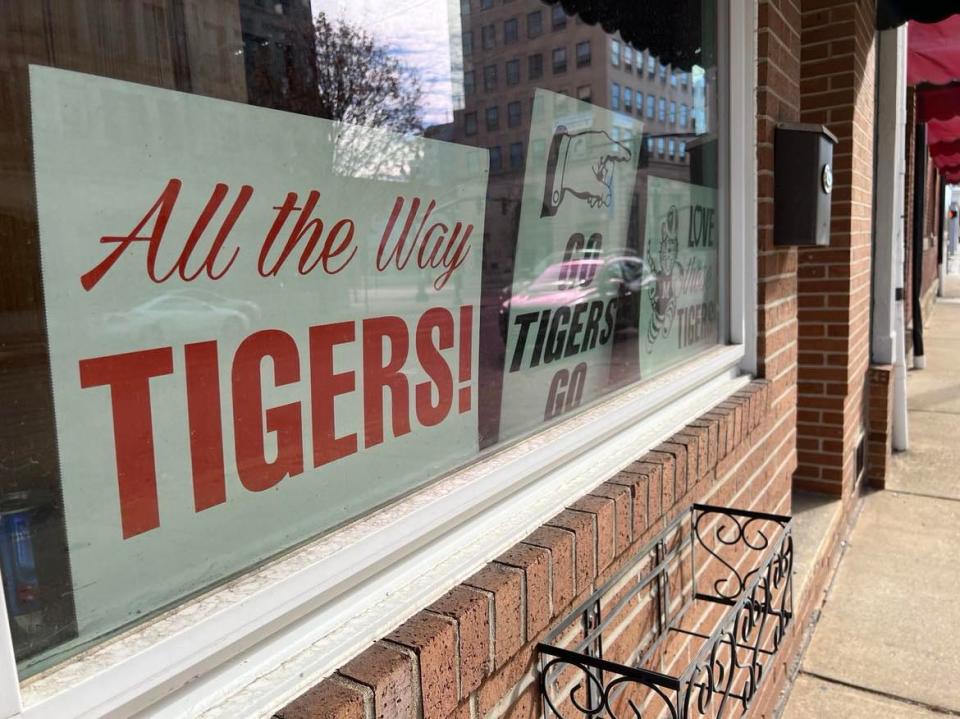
left=0, top=0, right=723, bottom=678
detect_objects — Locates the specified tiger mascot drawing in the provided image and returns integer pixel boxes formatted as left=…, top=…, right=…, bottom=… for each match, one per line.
left=646, top=205, right=684, bottom=352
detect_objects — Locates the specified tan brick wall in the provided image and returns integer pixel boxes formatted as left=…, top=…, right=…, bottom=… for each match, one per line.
left=794, top=0, right=876, bottom=496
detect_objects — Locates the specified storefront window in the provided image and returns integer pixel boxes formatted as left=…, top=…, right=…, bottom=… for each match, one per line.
left=0, top=0, right=721, bottom=681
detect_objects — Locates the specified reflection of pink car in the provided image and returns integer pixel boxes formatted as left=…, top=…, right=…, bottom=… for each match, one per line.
left=500, top=255, right=653, bottom=340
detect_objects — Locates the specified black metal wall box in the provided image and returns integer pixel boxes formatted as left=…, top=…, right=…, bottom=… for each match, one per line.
left=537, top=504, right=793, bottom=718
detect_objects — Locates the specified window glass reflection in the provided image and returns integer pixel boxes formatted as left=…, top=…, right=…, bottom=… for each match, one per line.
left=0, top=0, right=721, bottom=676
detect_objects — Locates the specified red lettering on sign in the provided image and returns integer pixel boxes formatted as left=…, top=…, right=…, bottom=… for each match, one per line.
left=78, top=347, right=174, bottom=538
left=232, top=330, right=304, bottom=491
left=309, top=322, right=358, bottom=467
left=362, top=316, right=411, bottom=448
left=258, top=191, right=357, bottom=276
left=377, top=196, right=473, bottom=290
left=79, top=307, right=477, bottom=538
left=415, top=308, right=454, bottom=427
left=80, top=179, right=181, bottom=291
left=80, top=179, right=249, bottom=291
left=185, top=341, right=226, bottom=512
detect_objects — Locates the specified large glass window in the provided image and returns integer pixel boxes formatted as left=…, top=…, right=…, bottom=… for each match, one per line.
left=0, top=0, right=722, bottom=681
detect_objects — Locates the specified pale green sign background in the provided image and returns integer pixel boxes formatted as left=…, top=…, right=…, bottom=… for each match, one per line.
left=639, top=177, right=720, bottom=376
left=30, top=66, right=487, bottom=649
left=499, top=89, right=643, bottom=438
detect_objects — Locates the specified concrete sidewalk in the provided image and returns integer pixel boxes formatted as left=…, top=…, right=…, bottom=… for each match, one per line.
left=781, top=276, right=960, bottom=718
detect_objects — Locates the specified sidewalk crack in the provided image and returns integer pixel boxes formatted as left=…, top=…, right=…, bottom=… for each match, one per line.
left=799, top=670, right=960, bottom=716
left=886, top=488, right=960, bottom=504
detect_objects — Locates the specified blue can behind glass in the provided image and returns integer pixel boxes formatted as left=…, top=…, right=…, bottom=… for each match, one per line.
left=0, top=493, right=42, bottom=633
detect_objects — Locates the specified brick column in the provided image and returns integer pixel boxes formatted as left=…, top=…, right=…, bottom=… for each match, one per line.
left=756, top=0, right=801, bottom=481
left=794, top=0, right=876, bottom=496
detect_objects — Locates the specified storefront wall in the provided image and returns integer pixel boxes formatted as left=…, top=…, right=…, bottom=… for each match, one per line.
left=277, top=1, right=824, bottom=716
left=794, top=0, right=878, bottom=499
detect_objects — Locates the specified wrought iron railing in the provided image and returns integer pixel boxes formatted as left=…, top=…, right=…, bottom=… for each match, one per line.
left=537, top=504, right=793, bottom=719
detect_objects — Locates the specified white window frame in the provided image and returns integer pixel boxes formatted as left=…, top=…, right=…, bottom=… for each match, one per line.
left=0, top=1, right=756, bottom=716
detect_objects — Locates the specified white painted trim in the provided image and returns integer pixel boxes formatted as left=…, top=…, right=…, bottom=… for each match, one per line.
left=872, top=26, right=907, bottom=366
left=727, top=0, right=757, bottom=375
left=0, top=569, right=22, bottom=717
left=2, top=3, right=754, bottom=716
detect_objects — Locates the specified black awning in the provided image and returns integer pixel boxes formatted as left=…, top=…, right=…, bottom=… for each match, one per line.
left=877, top=0, right=960, bottom=30
left=543, top=0, right=708, bottom=69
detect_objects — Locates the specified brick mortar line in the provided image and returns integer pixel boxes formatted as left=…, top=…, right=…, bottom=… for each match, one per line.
left=797, top=670, right=960, bottom=717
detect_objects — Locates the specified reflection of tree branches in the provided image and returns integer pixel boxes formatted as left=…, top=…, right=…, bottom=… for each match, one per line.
left=314, top=11, right=423, bottom=133
left=314, top=11, right=425, bottom=180
left=332, top=122, right=424, bottom=181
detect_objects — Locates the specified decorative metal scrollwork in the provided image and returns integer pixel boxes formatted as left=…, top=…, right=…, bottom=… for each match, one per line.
left=538, top=504, right=793, bottom=719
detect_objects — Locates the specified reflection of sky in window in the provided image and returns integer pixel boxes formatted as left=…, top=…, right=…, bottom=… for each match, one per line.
left=311, top=0, right=459, bottom=127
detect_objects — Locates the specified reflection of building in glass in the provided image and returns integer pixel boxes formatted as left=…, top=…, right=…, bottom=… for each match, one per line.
left=442, top=0, right=709, bottom=278
left=0, top=0, right=322, bottom=665
left=240, top=0, right=323, bottom=115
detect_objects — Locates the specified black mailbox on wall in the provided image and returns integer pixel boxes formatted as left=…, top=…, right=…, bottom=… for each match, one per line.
left=774, top=123, right=838, bottom=246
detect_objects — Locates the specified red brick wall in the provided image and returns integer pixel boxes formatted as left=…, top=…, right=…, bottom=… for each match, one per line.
left=793, top=0, right=875, bottom=496
left=275, top=1, right=817, bottom=717
left=756, top=0, right=801, bottom=443
left=279, top=382, right=797, bottom=719
left=866, top=365, right=893, bottom=488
